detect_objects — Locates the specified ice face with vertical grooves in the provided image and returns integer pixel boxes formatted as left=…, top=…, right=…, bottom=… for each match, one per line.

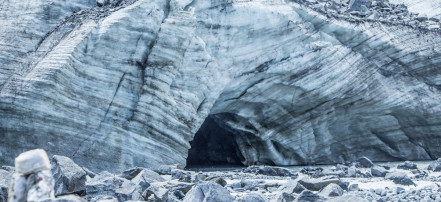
left=0, top=0, right=441, bottom=171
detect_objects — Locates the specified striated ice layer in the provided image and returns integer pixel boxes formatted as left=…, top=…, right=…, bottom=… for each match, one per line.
left=0, top=0, right=441, bottom=171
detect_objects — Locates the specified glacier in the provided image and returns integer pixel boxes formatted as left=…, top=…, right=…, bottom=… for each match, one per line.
left=0, top=0, right=441, bottom=172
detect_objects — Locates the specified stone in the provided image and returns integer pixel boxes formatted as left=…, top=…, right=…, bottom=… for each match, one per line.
left=371, top=166, right=388, bottom=177
left=428, top=158, right=441, bottom=172
left=86, top=171, right=143, bottom=201
left=50, top=194, right=88, bottom=202
left=297, top=190, right=324, bottom=202
left=142, top=183, right=169, bottom=202
left=235, top=193, right=266, bottom=202
left=327, top=194, right=368, bottom=202
left=206, top=177, right=227, bottom=187
left=278, top=192, right=296, bottom=202
left=396, top=187, right=405, bottom=194
left=348, top=0, right=372, bottom=11
left=51, top=155, right=87, bottom=196
left=171, top=169, right=193, bottom=183
left=8, top=174, right=27, bottom=202
left=319, top=183, right=344, bottom=197
left=82, top=167, right=96, bottom=178
left=358, top=157, right=374, bottom=168
left=298, top=177, right=341, bottom=191
left=347, top=166, right=357, bottom=177
left=348, top=184, right=359, bottom=191
left=397, top=161, right=418, bottom=170
left=243, top=166, right=298, bottom=177
left=131, top=169, right=165, bottom=193
left=385, top=172, right=416, bottom=186
left=183, top=181, right=234, bottom=202
left=26, top=170, right=55, bottom=202
left=15, top=149, right=51, bottom=175
left=0, top=168, right=14, bottom=201
left=155, top=165, right=179, bottom=175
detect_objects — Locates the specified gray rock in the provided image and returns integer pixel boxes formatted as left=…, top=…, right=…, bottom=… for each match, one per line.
left=348, top=0, right=372, bottom=11
left=278, top=192, right=296, bottom=202
left=385, top=172, right=416, bottom=186
left=235, top=193, right=266, bottom=202
left=50, top=194, right=87, bottom=202
left=347, top=166, right=357, bottom=177
left=51, top=155, right=87, bottom=196
left=319, top=183, right=344, bottom=197
left=26, top=170, right=55, bottom=202
left=171, top=169, right=193, bottom=183
left=348, top=184, right=359, bottom=191
left=358, top=157, right=374, bottom=168
left=82, top=167, right=96, bottom=178
left=371, top=166, right=388, bottom=177
left=15, top=149, right=51, bottom=175
left=183, top=181, right=234, bottom=202
left=155, top=165, right=179, bottom=175
left=90, top=195, right=118, bottom=202
left=326, top=194, right=368, bottom=202
left=131, top=169, right=165, bottom=193
left=298, top=177, right=341, bottom=191
left=206, top=177, right=227, bottom=187
left=8, top=174, right=27, bottom=202
left=428, top=158, right=441, bottom=172
left=396, top=187, right=405, bottom=194
left=297, top=190, right=324, bottom=202
left=397, top=161, right=418, bottom=170
left=142, top=183, right=168, bottom=202
left=0, top=168, right=14, bottom=201
left=243, top=166, right=298, bottom=177
left=86, top=171, right=143, bottom=201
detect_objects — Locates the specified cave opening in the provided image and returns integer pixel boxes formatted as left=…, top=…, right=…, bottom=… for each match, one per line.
left=186, top=115, right=246, bottom=168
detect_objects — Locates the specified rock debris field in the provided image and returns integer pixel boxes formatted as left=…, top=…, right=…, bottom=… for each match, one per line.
left=1, top=149, right=441, bottom=201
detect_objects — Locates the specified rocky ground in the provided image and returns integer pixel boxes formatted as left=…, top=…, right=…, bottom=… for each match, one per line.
left=292, top=0, right=441, bottom=30
left=1, top=150, right=441, bottom=202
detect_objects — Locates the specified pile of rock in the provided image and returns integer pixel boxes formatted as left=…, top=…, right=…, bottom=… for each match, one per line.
left=3, top=149, right=441, bottom=201
left=291, top=0, right=441, bottom=30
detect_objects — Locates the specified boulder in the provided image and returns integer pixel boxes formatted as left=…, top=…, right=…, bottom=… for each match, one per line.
left=327, top=194, right=368, bottom=202
left=86, top=171, right=143, bottom=201
left=171, top=169, right=193, bottom=183
left=130, top=169, right=165, bottom=193
left=397, top=161, right=418, bottom=170
left=298, top=177, right=341, bottom=191
left=347, top=165, right=357, bottom=177
left=371, top=166, right=388, bottom=177
left=51, top=194, right=88, bottom=202
left=155, top=164, right=179, bottom=175
left=278, top=192, right=295, bottom=202
left=243, top=166, right=298, bottom=177
left=357, top=157, right=374, bottom=168
left=183, top=181, right=234, bottom=202
left=206, top=177, right=227, bottom=187
left=235, top=193, right=266, bottom=202
left=297, top=190, right=324, bottom=202
left=120, top=167, right=163, bottom=181
left=142, top=182, right=169, bottom=202
left=385, top=172, right=416, bottom=186
left=319, top=183, right=344, bottom=197
left=428, top=158, right=441, bottom=172
left=278, top=180, right=305, bottom=194
left=0, top=168, right=14, bottom=201
left=8, top=174, right=27, bottom=202
left=15, top=149, right=51, bottom=175
left=348, top=184, right=359, bottom=191
left=51, top=155, right=87, bottom=196
left=26, top=170, right=55, bottom=202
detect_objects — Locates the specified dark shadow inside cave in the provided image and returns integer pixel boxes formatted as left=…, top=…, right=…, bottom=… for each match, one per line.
left=186, top=116, right=245, bottom=167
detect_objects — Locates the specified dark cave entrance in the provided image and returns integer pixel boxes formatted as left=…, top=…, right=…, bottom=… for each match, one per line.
left=186, top=116, right=245, bottom=167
